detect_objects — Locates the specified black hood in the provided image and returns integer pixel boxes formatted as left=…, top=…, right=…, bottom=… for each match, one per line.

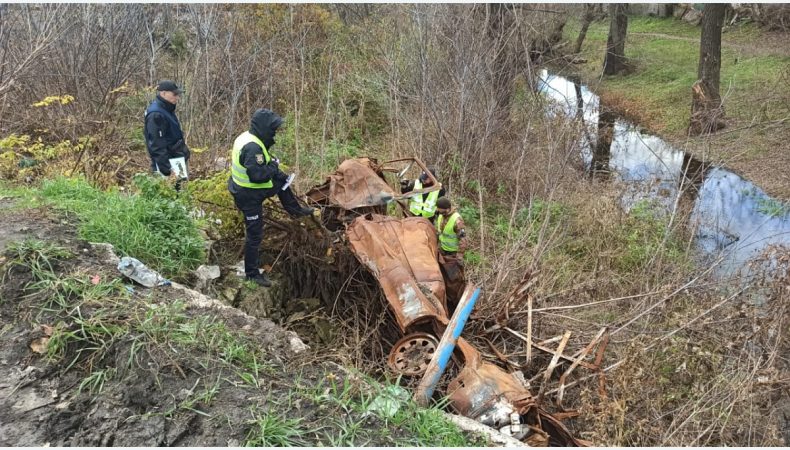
left=250, top=108, right=283, bottom=150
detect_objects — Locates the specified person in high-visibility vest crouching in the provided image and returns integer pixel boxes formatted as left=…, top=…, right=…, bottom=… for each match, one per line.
left=401, top=167, right=445, bottom=222
left=228, top=108, right=314, bottom=288
left=434, top=197, right=468, bottom=313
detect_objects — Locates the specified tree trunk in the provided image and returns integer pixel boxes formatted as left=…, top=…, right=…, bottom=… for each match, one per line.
left=690, top=3, right=727, bottom=135
left=573, top=4, right=595, bottom=54
left=594, top=3, right=606, bottom=19
left=602, top=4, right=628, bottom=75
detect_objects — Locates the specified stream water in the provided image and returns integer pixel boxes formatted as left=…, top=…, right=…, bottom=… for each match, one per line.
left=539, top=70, right=790, bottom=279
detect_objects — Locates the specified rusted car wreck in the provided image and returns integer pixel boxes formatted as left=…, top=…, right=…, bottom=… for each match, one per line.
left=305, top=157, right=593, bottom=446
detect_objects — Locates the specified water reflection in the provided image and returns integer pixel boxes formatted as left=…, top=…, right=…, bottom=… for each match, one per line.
left=538, top=69, right=790, bottom=278
left=593, top=108, right=615, bottom=178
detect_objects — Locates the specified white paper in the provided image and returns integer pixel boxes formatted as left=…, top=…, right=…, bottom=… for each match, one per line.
left=169, top=157, right=188, bottom=179
left=281, top=173, right=295, bottom=191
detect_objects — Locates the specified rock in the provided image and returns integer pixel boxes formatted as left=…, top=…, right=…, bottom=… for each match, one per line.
left=231, top=260, right=246, bottom=278
left=194, top=265, right=221, bottom=291
left=213, top=157, right=228, bottom=172
left=288, top=335, right=309, bottom=354
left=235, top=274, right=289, bottom=321
left=220, top=287, right=240, bottom=304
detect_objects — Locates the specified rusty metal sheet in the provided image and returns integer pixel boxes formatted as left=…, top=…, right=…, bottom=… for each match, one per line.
left=447, top=360, right=530, bottom=421
left=346, top=214, right=447, bottom=331
left=306, top=158, right=396, bottom=210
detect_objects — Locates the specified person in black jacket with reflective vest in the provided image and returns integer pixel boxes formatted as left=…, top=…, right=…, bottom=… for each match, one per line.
left=144, top=80, right=190, bottom=184
left=228, top=108, right=314, bottom=287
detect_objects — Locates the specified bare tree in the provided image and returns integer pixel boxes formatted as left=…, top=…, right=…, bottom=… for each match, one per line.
left=573, top=4, right=596, bottom=54
left=689, top=4, right=727, bottom=135
left=602, top=3, right=628, bottom=75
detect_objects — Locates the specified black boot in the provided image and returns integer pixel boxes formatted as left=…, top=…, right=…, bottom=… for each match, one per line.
left=290, top=206, right=315, bottom=218
left=246, top=273, right=272, bottom=288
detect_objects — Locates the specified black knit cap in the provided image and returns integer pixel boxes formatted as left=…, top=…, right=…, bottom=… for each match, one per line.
left=437, top=197, right=451, bottom=210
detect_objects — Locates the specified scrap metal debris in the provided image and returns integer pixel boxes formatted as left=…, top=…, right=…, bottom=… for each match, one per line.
left=299, top=157, right=607, bottom=446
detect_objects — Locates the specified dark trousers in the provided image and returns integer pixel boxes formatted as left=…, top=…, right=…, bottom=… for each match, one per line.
left=231, top=179, right=302, bottom=278
left=439, top=250, right=465, bottom=315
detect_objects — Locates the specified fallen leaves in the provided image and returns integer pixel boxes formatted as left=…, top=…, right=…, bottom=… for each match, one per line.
left=29, top=324, right=54, bottom=355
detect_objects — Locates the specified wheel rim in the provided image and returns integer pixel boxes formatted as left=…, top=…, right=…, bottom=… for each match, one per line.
left=387, top=332, right=439, bottom=377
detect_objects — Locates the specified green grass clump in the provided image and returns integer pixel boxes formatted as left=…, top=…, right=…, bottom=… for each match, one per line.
left=616, top=200, right=686, bottom=272
left=39, top=175, right=205, bottom=278
left=290, top=371, right=482, bottom=447
left=4, top=239, right=73, bottom=284
left=245, top=411, right=306, bottom=447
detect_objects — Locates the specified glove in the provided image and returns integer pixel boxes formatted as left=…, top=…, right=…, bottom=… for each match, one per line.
left=273, top=169, right=289, bottom=184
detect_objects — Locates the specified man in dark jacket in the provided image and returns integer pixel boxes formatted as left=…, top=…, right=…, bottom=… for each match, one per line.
left=144, top=80, right=190, bottom=182
left=229, top=108, right=314, bottom=287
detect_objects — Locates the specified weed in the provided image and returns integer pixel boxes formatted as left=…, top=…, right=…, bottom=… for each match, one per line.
left=135, top=302, right=271, bottom=382
left=79, top=368, right=116, bottom=395
left=324, top=415, right=368, bottom=446
left=755, top=196, right=790, bottom=217
left=4, top=239, right=72, bottom=283
left=39, top=176, right=204, bottom=279
left=164, top=377, right=222, bottom=418
left=245, top=410, right=306, bottom=447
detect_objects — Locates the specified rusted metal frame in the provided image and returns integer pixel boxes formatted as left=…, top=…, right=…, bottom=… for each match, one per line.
left=536, top=331, right=571, bottom=403
left=555, top=327, right=608, bottom=408
left=378, top=157, right=442, bottom=203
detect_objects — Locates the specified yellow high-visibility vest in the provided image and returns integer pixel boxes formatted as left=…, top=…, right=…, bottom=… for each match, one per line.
left=436, top=211, right=461, bottom=252
left=231, top=131, right=273, bottom=189
left=409, top=179, right=440, bottom=218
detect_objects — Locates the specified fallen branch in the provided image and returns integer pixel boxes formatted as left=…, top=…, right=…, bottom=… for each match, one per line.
left=537, top=331, right=571, bottom=402
left=556, top=328, right=608, bottom=408
left=505, top=327, right=599, bottom=370
left=526, top=295, right=533, bottom=364
left=545, top=360, right=624, bottom=396
left=611, top=259, right=722, bottom=336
